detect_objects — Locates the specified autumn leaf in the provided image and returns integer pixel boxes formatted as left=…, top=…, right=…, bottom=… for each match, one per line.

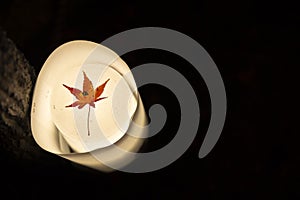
left=63, top=71, right=110, bottom=135
left=63, top=71, right=109, bottom=109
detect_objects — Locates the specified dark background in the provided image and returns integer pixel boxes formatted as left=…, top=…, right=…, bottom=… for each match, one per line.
left=0, top=0, right=299, bottom=199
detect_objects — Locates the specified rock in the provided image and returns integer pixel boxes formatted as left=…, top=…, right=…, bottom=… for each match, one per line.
left=0, top=28, right=41, bottom=161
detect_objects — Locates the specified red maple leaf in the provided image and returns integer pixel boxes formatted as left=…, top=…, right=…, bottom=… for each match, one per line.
left=63, top=71, right=110, bottom=136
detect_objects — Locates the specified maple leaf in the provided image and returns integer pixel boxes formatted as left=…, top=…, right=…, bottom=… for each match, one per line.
left=63, top=71, right=110, bottom=136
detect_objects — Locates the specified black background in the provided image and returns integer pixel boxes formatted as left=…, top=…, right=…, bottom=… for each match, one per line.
left=0, top=0, right=299, bottom=199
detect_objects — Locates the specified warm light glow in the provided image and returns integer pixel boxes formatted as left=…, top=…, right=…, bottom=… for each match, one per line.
left=31, top=40, right=147, bottom=172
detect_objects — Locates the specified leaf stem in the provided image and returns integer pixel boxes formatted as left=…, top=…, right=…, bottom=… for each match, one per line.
left=87, top=105, right=91, bottom=136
